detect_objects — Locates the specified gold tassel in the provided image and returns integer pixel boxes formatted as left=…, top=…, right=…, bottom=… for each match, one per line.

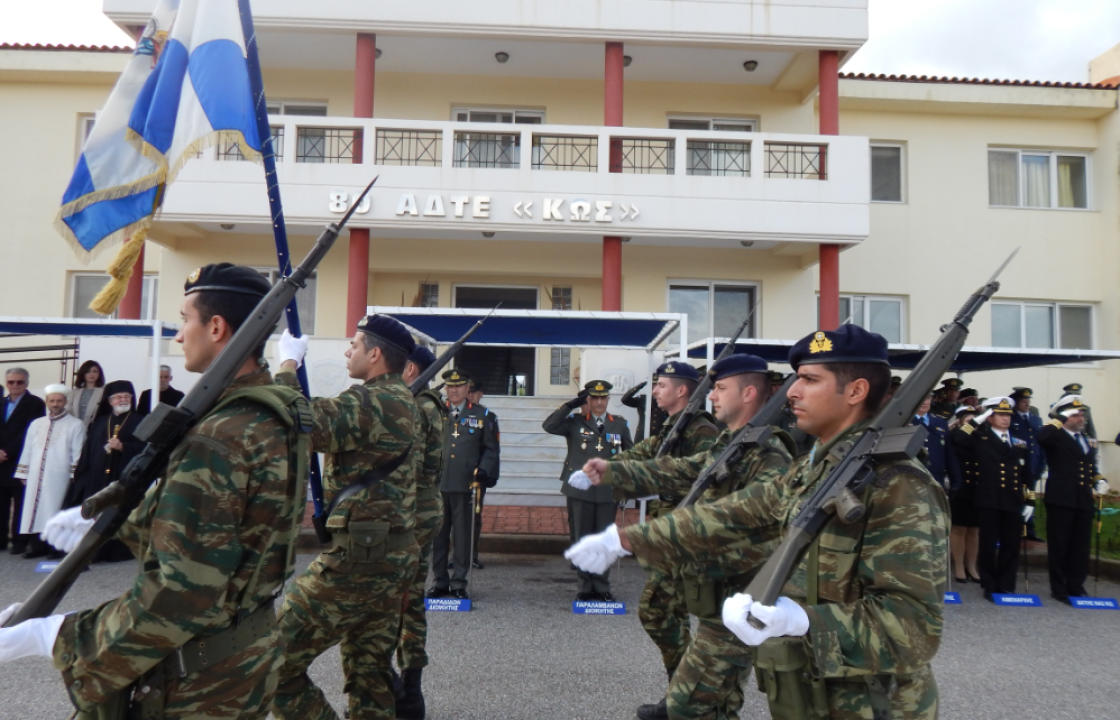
left=89, top=228, right=148, bottom=316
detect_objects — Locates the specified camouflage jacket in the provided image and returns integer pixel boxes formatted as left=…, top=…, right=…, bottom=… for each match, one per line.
left=612, top=409, right=720, bottom=497
left=52, top=369, right=305, bottom=710
left=414, top=388, right=447, bottom=521
left=625, top=421, right=949, bottom=695
left=278, top=370, right=419, bottom=533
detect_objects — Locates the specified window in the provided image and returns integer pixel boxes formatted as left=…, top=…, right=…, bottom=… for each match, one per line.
left=71, top=274, right=157, bottom=320
left=452, top=107, right=543, bottom=169
left=827, top=295, right=904, bottom=343
left=419, top=282, right=439, bottom=308
left=991, top=301, right=1093, bottom=349
left=870, top=144, right=904, bottom=202
left=668, top=282, right=757, bottom=345
left=75, top=113, right=96, bottom=160
left=988, top=148, right=1089, bottom=209
left=670, top=117, right=755, bottom=177
left=255, top=268, right=317, bottom=334
left=550, top=286, right=572, bottom=384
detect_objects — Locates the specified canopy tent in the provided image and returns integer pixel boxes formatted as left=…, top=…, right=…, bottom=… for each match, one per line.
left=666, top=338, right=1120, bottom=373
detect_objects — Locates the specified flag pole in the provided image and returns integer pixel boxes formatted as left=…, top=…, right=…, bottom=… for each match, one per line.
left=238, top=0, right=328, bottom=535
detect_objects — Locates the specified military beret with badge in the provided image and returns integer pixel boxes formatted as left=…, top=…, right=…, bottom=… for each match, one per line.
left=655, top=361, right=700, bottom=383
left=788, top=324, right=889, bottom=370
left=708, top=353, right=768, bottom=380
left=357, top=314, right=416, bottom=356
left=184, top=262, right=270, bottom=297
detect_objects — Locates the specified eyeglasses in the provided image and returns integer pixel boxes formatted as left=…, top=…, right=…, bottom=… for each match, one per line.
left=6, top=379, right=27, bottom=385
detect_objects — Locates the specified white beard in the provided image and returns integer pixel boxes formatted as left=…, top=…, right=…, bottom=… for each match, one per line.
left=112, top=404, right=131, bottom=415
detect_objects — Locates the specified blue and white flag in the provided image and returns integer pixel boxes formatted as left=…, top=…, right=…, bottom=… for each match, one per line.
left=56, top=0, right=261, bottom=253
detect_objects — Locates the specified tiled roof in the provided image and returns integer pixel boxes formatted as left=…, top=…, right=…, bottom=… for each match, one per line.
left=841, top=71, right=1118, bottom=90
left=0, top=42, right=132, bottom=53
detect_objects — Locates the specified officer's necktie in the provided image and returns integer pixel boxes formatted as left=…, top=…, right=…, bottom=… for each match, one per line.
left=452, top=407, right=460, bottom=421
left=597, top=418, right=605, bottom=434
left=1077, top=433, right=1089, bottom=454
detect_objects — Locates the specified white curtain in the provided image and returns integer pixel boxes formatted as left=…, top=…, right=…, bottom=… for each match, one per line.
left=987, top=150, right=1018, bottom=205
left=1021, top=154, right=1050, bottom=207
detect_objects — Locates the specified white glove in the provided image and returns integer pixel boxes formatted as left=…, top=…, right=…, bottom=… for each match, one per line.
left=723, top=593, right=810, bottom=646
left=563, top=523, right=631, bottom=575
left=567, top=470, right=592, bottom=491
left=277, top=329, right=309, bottom=368
left=973, top=409, right=993, bottom=425
left=1021, top=504, right=1035, bottom=523
left=0, top=609, right=65, bottom=662
left=43, top=507, right=94, bottom=554
left=1095, top=478, right=1110, bottom=495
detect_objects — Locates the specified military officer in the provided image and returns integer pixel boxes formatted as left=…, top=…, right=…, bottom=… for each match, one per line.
left=394, top=346, right=445, bottom=718
left=931, top=377, right=963, bottom=418
left=568, top=324, right=949, bottom=719
left=428, top=370, right=499, bottom=600
left=581, top=355, right=790, bottom=720
left=0, top=264, right=309, bottom=718
left=545, top=379, right=632, bottom=601
left=272, top=314, right=421, bottom=720
left=913, top=391, right=958, bottom=492
left=1038, top=395, right=1107, bottom=603
left=961, top=396, right=1031, bottom=598
left=948, top=404, right=982, bottom=583
left=1062, top=382, right=1097, bottom=439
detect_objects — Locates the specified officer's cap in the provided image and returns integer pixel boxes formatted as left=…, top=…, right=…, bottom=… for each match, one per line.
left=408, top=346, right=436, bottom=372
left=584, top=380, right=613, bottom=397
left=959, top=387, right=979, bottom=399
left=1010, top=386, right=1033, bottom=400
left=955, top=404, right=978, bottom=417
left=766, top=370, right=786, bottom=385
left=940, top=377, right=964, bottom=390
left=184, top=263, right=270, bottom=298
left=655, top=362, right=700, bottom=383
left=709, top=354, right=768, bottom=381
left=983, top=396, right=1014, bottom=415
left=788, top=325, right=889, bottom=371
left=1063, top=382, right=1084, bottom=395
left=469, top=380, right=482, bottom=393
left=442, top=369, right=470, bottom=387
left=1052, top=394, right=1087, bottom=419
left=356, top=314, right=416, bottom=356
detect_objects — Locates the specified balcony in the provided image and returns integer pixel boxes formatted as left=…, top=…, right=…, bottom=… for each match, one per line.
left=163, top=117, right=870, bottom=248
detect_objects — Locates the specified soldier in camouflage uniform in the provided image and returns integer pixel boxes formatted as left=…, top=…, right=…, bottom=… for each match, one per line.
left=582, top=355, right=791, bottom=720
left=271, top=314, right=421, bottom=720
left=393, top=346, right=446, bottom=719
left=0, top=264, right=308, bottom=718
left=570, top=325, right=949, bottom=719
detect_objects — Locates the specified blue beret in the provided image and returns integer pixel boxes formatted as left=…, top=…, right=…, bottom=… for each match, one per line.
left=709, top=353, right=768, bottom=381
left=356, top=314, right=416, bottom=356
left=409, top=346, right=436, bottom=371
left=655, top=361, right=700, bottom=383
left=184, top=263, right=270, bottom=298
left=788, top=324, right=889, bottom=370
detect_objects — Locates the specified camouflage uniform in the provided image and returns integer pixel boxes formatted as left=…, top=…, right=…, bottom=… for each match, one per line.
left=51, top=369, right=307, bottom=719
left=272, top=371, right=420, bottom=720
left=625, top=421, right=950, bottom=720
left=606, top=428, right=791, bottom=720
left=395, top=388, right=446, bottom=670
left=607, top=411, right=720, bottom=679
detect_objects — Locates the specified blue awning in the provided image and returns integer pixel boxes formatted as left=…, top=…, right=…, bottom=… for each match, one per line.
left=0, top=317, right=178, bottom=339
left=368, top=307, right=686, bottom=351
left=668, top=339, right=1120, bottom=372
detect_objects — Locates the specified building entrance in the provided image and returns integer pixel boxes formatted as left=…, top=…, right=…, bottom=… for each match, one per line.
left=454, top=286, right=537, bottom=396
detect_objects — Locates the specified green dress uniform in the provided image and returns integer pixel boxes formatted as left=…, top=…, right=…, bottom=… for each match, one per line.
left=624, top=421, right=949, bottom=720
left=431, top=399, right=499, bottom=595
left=544, top=395, right=633, bottom=598
left=605, top=426, right=791, bottom=720
left=606, top=409, right=720, bottom=682
left=51, top=369, right=309, bottom=719
left=272, top=371, right=420, bottom=720
left=394, top=387, right=446, bottom=670
left=471, top=406, right=500, bottom=563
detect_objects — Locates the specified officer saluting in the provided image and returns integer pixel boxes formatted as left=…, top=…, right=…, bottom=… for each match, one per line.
left=544, top=379, right=632, bottom=601
left=428, top=370, right=499, bottom=600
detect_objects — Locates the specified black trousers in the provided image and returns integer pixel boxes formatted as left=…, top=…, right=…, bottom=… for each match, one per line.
left=978, top=507, right=1022, bottom=593
left=472, top=487, right=486, bottom=561
left=1045, top=503, right=1093, bottom=598
left=432, top=491, right=471, bottom=591
left=566, top=497, right=616, bottom=594
left=0, top=481, right=27, bottom=548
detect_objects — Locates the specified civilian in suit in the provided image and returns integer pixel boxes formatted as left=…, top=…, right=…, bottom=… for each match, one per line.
left=137, top=364, right=186, bottom=415
left=1038, top=395, right=1106, bottom=603
left=0, top=367, right=47, bottom=553
left=962, top=396, right=1031, bottom=597
left=66, top=359, right=105, bottom=430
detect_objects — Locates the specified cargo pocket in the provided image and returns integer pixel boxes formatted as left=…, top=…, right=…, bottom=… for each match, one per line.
left=347, top=520, right=389, bottom=568
left=815, top=529, right=862, bottom=604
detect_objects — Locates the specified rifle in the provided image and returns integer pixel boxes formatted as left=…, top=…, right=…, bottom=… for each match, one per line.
left=408, top=304, right=501, bottom=396
left=742, top=249, right=1016, bottom=624
left=4, top=178, right=377, bottom=627
left=657, top=305, right=757, bottom=457
left=676, top=373, right=796, bottom=508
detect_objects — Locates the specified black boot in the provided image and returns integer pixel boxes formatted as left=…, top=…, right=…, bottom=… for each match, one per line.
left=396, top=667, right=426, bottom=720
left=636, top=697, right=668, bottom=720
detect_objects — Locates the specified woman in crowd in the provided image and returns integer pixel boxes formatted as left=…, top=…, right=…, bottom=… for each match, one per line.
left=66, top=360, right=105, bottom=429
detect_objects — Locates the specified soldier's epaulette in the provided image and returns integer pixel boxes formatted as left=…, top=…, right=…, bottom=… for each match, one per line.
left=960, top=423, right=975, bottom=435
left=1047, top=418, right=1063, bottom=428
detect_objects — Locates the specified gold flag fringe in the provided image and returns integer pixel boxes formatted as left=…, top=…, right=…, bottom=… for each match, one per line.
left=89, top=227, right=148, bottom=316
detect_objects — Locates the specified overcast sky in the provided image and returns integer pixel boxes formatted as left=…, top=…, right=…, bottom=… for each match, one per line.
left=2, top=0, right=1118, bottom=83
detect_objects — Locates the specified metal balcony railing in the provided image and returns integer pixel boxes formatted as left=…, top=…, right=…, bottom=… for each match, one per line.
left=765, top=141, right=826, bottom=180
left=687, top=139, right=750, bottom=177
left=453, top=131, right=520, bottom=168
left=375, top=128, right=441, bottom=166
left=532, top=134, right=598, bottom=172
left=217, top=126, right=284, bottom=161
left=295, top=126, right=361, bottom=163
left=618, top=137, right=675, bottom=175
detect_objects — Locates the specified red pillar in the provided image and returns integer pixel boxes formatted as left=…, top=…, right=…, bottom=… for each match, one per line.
left=602, top=41, right=625, bottom=312
left=818, top=50, right=840, bottom=330
left=118, top=245, right=144, bottom=319
left=347, top=33, right=376, bottom=330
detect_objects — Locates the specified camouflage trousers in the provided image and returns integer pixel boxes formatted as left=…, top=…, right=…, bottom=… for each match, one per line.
left=271, top=544, right=417, bottom=720
left=806, top=665, right=938, bottom=720
left=395, top=503, right=443, bottom=670
left=638, top=566, right=691, bottom=675
left=667, top=618, right=752, bottom=720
